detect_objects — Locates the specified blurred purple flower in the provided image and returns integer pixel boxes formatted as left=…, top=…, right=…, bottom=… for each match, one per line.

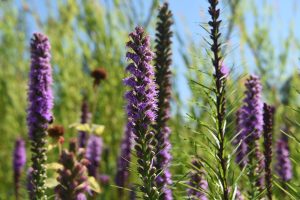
left=115, top=125, right=132, bottom=190
left=276, top=133, right=292, bottom=181
left=56, top=150, right=89, bottom=199
left=78, top=98, right=91, bottom=148
left=13, top=138, right=26, bottom=198
left=187, top=159, right=208, bottom=200
left=86, top=135, right=103, bottom=178
left=233, top=109, right=248, bottom=168
left=240, top=75, right=264, bottom=142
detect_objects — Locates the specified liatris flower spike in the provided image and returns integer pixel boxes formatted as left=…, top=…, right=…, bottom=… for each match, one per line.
left=187, top=159, right=208, bottom=200
left=239, top=75, right=264, bottom=197
left=276, top=133, right=292, bottom=182
left=55, top=149, right=89, bottom=199
left=124, top=26, right=160, bottom=199
left=154, top=2, right=173, bottom=199
left=115, top=125, right=133, bottom=192
left=207, top=0, right=230, bottom=199
left=263, top=103, right=275, bottom=200
left=27, top=32, right=53, bottom=200
left=13, top=138, right=26, bottom=200
left=234, top=109, right=248, bottom=169
left=78, top=98, right=91, bottom=148
left=86, top=135, right=103, bottom=179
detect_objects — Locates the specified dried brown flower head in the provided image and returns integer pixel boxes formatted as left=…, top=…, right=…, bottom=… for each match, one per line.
left=91, top=68, right=107, bottom=87
left=48, top=125, right=64, bottom=138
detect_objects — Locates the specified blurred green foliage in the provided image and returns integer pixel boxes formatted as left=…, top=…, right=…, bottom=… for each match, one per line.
left=0, top=0, right=300, bottom=199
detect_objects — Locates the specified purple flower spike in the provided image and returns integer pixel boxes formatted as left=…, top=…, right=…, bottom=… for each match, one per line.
left=13, top=138, right=26, bottom=199
left=187, top=159, right=208, bottom=200
left=78, top=98, right=91, bottom=148
left=27, top=32, right=53, bottom=199
left=276, top=133, right=292, bottom=182
left=124, top=26, right=160, bottom=199
left=56, top=150, right=89, bottom=199
left=234, top=109, right=248, bottom=168
left=115, top=125, right=133, bottom=190
left=241, top=75, right=264, bottom=142
left=27, top=32, right=53, bottom=139
left=263, top=103, right=275, bottom=199
left=86, top=135, right=103, bottom=179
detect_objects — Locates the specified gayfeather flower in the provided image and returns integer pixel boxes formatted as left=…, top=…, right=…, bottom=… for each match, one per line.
left=86, top=135, right=103, bottom=179
left=124, top=26, right=160, bottom=199
left=237, top=75, right=263, bottom=197
left=13, top=138, right=26, bottom=199
left=234, top=109, right=248, bottom=168
left=115, top=125, right=133, bottom=191
left=78, top=98, right=91, bottom=148
left=27, top=32, right=53, bottom=199
left=263, top=103, right=275, bottom=199
left=154, top=3, right=173, bottom=199
left=187, top=159, right=208, bottom=200
left=240, top=75, right=264, bottom=142
left=275, top=133, right=292, bottom=182
left=55, top=150, right=89, bottom=199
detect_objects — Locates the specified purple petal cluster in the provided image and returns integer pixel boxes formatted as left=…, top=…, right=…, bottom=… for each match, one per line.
left=124, top=26, right=160, bottom=199
left=240, top=75, right=264, bottom=142
left=55, top=150, right=89, bottom=199
left=27, top=32, right=53, bottom=139
left=27, top=32, right=53, bottom=198
left=115, top=125, right=133, bottom=190
left=124, top=27, right=157, bottom=125
left=187, top=159, right=208, bottom=200
left=276, top=134, right=292, bottom=181
left=86, top=135, right=103, bottom=178
left=78, top=98, right=91, bottom=148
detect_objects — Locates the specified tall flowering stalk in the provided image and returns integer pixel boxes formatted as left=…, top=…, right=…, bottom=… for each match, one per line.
left=275, top=133, right=292, bottom=182
left=153, top=2, right=173, bottom=200
left=27, top=32, right=53, bottom=199
left=115, top=125, right=133, bottom=192
left=55, top=141, right=89, bottom=199
left=86, top=134, right=103, bottom=179
left=187, top=159, right=208, bottom=200
left=239, top=75, right=264, bottom=198
left=78, top=98, right=91, bottom=148
left=13, top=138, right=26, bottom=200
left=124, top=26, right=160, bottom=199
left=207, top=1, right=230, bottom=199
left=234, top=109, right=248, bottom=168
left=263, top=103, right=275, bottom=200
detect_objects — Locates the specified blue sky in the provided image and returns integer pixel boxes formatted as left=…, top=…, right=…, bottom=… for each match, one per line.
left=18, top=0, right=300, bottom=103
